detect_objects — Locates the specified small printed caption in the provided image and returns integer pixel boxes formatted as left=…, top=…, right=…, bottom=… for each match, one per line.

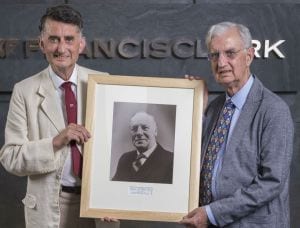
left=128, top=186, right=153, bottom=196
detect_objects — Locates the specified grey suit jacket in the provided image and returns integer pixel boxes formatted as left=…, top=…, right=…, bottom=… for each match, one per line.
left=0, top=65, right=108, bottom=228
left=202, top=77, right=294, bottom=228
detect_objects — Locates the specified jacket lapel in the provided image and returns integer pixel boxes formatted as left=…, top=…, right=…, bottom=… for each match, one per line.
left=201, top=96, right=225, bottom=165
left=38, top=69, right=65, bottom=132
left=76, top=65, right=88, bottom=125
left=226, top=77, right=263, bottom=153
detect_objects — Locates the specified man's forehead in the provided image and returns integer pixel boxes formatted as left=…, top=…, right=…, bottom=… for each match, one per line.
left=130, top=113, right=155, bottom=126
left=210, top=28, right=243, bottom=50
left=43, top=19, right=80, bottom=34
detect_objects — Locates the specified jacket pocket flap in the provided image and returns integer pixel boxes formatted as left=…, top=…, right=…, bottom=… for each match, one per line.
left=22, top=194, right=36, bottom=209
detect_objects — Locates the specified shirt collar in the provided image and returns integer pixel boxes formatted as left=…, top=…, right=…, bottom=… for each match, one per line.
left=48, top=65, right=78, bottom=89
left=137, top=142, right=157, bottom=158
left=226, top=75, right=254, bottom=110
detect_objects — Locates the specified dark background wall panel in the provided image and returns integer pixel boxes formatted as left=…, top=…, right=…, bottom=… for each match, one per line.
left=0, top=0, right=63, bottom=3
left=68, top=0, right=300, bottom=4
left=0, top=95, right=27, bottom=228
left=0, top=2, right=299, bottom=228
left=0, top=94, right=10, bottom=146
left=68, top=0, right=194, bottom=4
left=44, top=3, right=300, bottom=92
left=290, top=91, right=300, bottom=228
left=0, top=165, right=26, bottom=228
left=194, top=0, right=300, bottom=3
left=0, top=3, right=299, bottom=92
left=0, top=3, right=57, bottom=92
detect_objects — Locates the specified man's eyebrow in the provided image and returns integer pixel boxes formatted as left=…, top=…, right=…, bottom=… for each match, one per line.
left=48, top=35, right=59, bottom=39
left=65, top=35, right=75, bottom=39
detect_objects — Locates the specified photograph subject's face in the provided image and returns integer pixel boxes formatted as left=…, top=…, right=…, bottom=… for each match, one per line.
left=130, top=113, right=157, bottom=152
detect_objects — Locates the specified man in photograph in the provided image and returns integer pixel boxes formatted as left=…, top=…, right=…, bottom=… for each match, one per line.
left=112, top=111, right=174, bottom=184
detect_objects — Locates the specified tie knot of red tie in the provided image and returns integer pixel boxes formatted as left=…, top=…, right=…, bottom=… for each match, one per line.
left=61, top=81, right=73, bottom=90
left=61, top=81, right=77, bottom=124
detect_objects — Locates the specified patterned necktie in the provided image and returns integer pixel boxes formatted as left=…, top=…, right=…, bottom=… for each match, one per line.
left=61, top=82, right=83, bottom=178
left=200, top=99, right=235, bottom=205
left=132, top=153, right=147, bottom=171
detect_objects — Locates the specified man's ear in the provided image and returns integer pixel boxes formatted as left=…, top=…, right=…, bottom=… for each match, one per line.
left=39, top=36, right=45, bottom=53
left=79, top=36, right=86, bottom=54
left=246, top=47, right=255, bottom=67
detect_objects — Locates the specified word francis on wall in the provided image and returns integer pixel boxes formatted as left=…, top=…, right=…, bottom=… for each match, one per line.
left=0, top=37, right=286, bottom=59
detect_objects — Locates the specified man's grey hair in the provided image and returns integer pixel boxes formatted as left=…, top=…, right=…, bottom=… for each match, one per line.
left=205, top=21, right=253, bottom=49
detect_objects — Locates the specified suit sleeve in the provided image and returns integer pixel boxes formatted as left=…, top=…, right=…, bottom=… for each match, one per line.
left=209, top=101, right=294, bottom=226
left=0, top=84, right=58, bottom=176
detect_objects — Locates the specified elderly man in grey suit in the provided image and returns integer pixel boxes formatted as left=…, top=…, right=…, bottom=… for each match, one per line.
left=180, top=22, right=294, bottom=228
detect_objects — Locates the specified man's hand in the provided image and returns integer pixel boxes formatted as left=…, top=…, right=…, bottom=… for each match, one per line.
left=52, top=123, right=91, bottom=151
left=185, top=75, right=203, bottom=81
left=100, top=217, right=119, bottom=222
left=179, top=207, right=209, bottom=228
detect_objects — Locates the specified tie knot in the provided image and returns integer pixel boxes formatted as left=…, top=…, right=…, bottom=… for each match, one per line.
left=225, top=99, right=235, bottom=109
left=136, top=153, right=146, bottom=161
left=61, top=81, right=73, bottom=90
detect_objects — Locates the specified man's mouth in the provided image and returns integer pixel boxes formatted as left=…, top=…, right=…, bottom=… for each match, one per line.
left=219, top=70, right=231, bottom=74
left=54, top=54, right=68, bottom=59
left=135, top=139, right=147, bottom=143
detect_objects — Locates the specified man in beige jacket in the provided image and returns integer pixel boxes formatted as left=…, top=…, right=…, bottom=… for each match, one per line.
left=0, top=4, right=109, bottom=228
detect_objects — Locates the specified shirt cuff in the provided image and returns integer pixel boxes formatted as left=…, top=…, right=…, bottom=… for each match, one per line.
left=205, top=205, right=217, bottom=226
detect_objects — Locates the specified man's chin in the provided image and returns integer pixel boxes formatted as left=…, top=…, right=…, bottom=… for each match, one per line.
left=134, top=144, right=147, bottom=151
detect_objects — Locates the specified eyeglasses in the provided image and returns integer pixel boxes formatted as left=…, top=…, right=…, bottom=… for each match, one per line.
left=207, top=48, right=247, bottom=62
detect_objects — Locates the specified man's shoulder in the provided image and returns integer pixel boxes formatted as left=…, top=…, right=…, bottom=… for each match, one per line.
left=252, top=77, right=290, bottom=112
left=117, top=150, right=137, bottom=164
left=77, top=65, right=109, bottom=76
left=120, top=150, right=136, bottom=158
left=155, top=144, right=174, bottom=157
left=14, top=68, right=48, bottom=91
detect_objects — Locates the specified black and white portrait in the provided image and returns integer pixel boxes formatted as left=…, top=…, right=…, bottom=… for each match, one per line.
left=110, top=102, right=176, bottom=184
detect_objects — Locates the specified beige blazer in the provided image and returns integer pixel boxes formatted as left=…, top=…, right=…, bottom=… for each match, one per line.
left=0, top=65, right=108, bottom=228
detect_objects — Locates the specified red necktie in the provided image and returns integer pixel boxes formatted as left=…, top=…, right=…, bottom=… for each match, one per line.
left=61, top=82, right=83, bottom=178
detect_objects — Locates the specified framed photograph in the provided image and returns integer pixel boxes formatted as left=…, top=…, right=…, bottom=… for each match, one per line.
left=80, top=75, right=205, bottom=222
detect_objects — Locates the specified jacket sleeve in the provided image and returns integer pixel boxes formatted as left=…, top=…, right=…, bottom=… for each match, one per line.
left=0, top=84, right=59, bottom=176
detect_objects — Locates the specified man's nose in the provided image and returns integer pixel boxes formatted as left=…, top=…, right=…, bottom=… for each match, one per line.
left=57, top=40, right=66, bottom=53
left=136, top=126, right=143, bottom=135
left=217, top=52, right=228, bottom=67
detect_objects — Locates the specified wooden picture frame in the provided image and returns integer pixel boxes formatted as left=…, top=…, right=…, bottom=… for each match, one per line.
left=80, top=75, right=204, bottom=222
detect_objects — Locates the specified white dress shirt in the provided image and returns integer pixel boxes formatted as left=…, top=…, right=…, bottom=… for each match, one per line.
left=49, top=66, right=81, bottom=187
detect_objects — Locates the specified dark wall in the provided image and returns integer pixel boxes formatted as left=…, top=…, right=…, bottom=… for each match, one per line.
left=0, top=1, right=299, bottom=228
